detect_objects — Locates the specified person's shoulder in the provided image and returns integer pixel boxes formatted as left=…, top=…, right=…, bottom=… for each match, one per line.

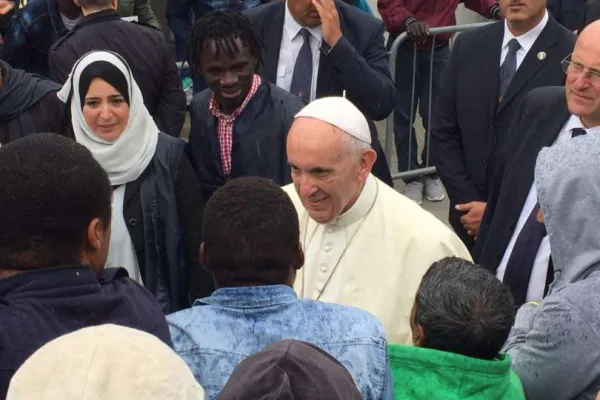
left=546, top=14, right=577, bottom=45
left=281, top=184, right=303, bottom=211
left=190, top=88, right=213, bottom=111
left=453, top=20, right=501, bottom=48
left=264, top=81, right=305, bottom=112
left=553, top=273, right=600, bottom=320
left=335, top=0, right=382, bottom=31
left=298, top=298, right=387, bottom=341
left=375, top=179, right=471, bottom=251
left=521, top=86, right=565, bottom=111
left=99, top=268, right=156, bottom=301
left=243, top=1, right=281, bottom=21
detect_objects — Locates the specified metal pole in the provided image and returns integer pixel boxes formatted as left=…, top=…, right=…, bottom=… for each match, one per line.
left=384, top=21, right=493, bottom=181
left=385, top=32, right=409, bottom=169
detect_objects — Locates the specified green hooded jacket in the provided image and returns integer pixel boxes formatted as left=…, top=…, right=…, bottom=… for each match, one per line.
left=389, top=345, right=525, bottom=400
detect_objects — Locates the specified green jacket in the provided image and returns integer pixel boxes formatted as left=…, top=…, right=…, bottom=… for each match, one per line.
left=117, top=0, right=161, bottom=30
left=389, top=345, right=525, bottom=400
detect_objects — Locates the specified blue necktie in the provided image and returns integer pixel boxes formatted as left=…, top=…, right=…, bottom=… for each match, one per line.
left=499, top=39, right=521, bottom=101
left=503, top=127, right=587, bottom=306
left=290, top=29, right=313, bottom=104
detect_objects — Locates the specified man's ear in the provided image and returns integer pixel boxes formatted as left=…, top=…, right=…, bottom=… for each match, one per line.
left=359, top=148, right=377, bottom=180
left=413, top=324, right=426, bottom=347
left=294, top=242, right=304, bottom=270
left=86, top=217, right=104, bottom=252
left=110, top=0, right=117, bottom=9
left=200, top=242, right=211, bottom=271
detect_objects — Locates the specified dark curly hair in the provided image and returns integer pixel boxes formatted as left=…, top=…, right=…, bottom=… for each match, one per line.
left=187, top=10, right=263, bottom=75
left=202, top=177, right=300, bottom=286
left=0, top=133, right=112, bottom=270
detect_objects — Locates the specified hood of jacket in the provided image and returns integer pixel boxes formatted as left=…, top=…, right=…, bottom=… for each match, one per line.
left=535, top=132, right=600, bottom=293
left=388, top=345, right=525, bottom=400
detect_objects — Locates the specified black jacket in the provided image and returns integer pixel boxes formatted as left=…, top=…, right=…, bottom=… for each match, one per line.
left=547, top=0, right=587, bottom=31
left=48, top=10, right=186, bottom=137
left=0, top=265, right=171, bottom=398
left=122, top=133, right=209, bottom=311
left=188, top=80, right=304, bottom=202
left=581, top=0, right=600, bottom=31
left=0, top=61, right=62, bottom=143
left=474, top=86, right=570, bottom=273
left=244, top=0, right=394, bottom=186
left=430, top=17, right=575, bottom=247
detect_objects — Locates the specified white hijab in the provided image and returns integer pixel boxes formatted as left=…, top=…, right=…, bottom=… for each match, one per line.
left=58, top=51, right=159, bottom=186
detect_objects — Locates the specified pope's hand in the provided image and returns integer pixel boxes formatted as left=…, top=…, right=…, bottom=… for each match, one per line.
left=312, top=0, right=342, bottom=47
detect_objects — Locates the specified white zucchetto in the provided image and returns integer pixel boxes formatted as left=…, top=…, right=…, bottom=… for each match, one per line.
left=294, top=97, right=371, bottom=144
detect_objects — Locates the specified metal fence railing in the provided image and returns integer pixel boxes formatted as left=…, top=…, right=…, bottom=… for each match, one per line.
left=384, top=22, right=492, bottom=181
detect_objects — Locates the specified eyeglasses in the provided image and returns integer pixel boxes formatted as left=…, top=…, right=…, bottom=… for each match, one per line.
left=561, top=55, right=600, bottom=87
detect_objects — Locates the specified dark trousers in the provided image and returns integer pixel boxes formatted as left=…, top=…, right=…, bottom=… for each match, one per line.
left=165, top=0, right=208, bottom=93
left=393, top=41, right=450, bottom=182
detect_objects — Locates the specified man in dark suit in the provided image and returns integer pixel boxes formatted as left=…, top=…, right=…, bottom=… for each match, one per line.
left=580, top=0, right=600, bottom=31
left=547, top=0, right=586, bottom=31
left=430, top=0, right=575, bottom=250
left=244, top=0, right=394, bottom=186
left=475, top=21, right=600, bottom=306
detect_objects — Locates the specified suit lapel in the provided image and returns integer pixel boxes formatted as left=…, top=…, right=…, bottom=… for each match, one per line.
left=260, top=3, right=285, bottom=84
left=498, top=19, right=560, bottom=113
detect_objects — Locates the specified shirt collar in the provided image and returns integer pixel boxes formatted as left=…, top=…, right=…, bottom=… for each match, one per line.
left=564, top=114, right=600, bottom=135
left=209, top=74, right=262, bottom=119
left=328, top=174, right=378, bottom=227
left=195, top=285, right=297, bottom=308
left=283, top=1, right=322, bottom=43
left=502, top=10, right=548, bottom=54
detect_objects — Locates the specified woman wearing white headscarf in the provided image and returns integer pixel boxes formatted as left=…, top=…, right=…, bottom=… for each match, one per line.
left=58, top=50, right=209, bottom=313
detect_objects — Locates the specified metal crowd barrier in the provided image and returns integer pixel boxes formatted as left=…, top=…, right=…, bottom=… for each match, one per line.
left=384, top=22, right=492, bottom=181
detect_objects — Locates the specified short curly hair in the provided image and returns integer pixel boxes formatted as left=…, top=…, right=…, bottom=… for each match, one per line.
left=0, top=133, right=112, bottom=270
left=202, top=177, right=300, bottom=286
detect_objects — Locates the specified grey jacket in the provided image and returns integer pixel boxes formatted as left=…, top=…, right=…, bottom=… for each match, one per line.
left=503, top=131, right=600, bottom=400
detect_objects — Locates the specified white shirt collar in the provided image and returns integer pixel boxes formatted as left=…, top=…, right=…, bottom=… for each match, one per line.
left=502, top=10, right=548, bottom=53
left=564, top=114, right=600, bottom=135
left=284, top=1, right=322, bottom=42
left=329, top=174, right=378, bottom=227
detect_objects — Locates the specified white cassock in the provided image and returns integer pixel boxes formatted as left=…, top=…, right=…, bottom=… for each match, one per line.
left=283, top=174, right=472, bottom=344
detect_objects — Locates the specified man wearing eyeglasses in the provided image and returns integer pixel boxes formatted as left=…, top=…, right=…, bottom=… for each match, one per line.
left=476, top=20, right=600, bottom=308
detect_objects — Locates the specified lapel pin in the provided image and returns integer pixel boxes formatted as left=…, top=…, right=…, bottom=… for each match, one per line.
left=537, top=51, right=547, bottom=60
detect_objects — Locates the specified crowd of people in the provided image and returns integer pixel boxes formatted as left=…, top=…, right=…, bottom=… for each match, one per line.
left=0, top=0, right=599, bottom=398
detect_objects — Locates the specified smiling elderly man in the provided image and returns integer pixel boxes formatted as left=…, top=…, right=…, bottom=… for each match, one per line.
left=283, top=97, right=471, bottom=344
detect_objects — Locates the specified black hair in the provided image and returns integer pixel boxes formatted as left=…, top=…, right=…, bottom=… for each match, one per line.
left=202, top=177, right=300, bottom=286
left=414, top=257, right=515, bottom=360
left=79, top=61, right=130, bottom=107
left=187, top=10, right=263, bottom=75
left=0, top=133, right=112, bottom=270
left=77, top=0, right=111, bottom=10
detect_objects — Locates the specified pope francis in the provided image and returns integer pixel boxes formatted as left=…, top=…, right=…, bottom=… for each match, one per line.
left=283, top=97, right=472, bottom=344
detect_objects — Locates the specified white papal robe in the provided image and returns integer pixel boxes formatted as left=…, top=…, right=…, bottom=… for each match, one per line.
left=283, top=174, right=472, bottom=344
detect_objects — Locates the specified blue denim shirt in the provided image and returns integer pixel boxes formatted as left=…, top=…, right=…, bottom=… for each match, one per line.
left=167, top=285, right=393, bottom=400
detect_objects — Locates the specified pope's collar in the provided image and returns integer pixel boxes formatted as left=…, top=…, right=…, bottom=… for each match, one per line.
left=326, top=174, right=377, bottom=228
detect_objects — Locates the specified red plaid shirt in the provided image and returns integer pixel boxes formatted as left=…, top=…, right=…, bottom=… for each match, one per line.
left=209, top=75, right=262, bottom=176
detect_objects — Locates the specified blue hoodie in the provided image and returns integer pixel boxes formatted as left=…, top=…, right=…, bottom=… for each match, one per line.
left=504, top=131, right=600, bottom=400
